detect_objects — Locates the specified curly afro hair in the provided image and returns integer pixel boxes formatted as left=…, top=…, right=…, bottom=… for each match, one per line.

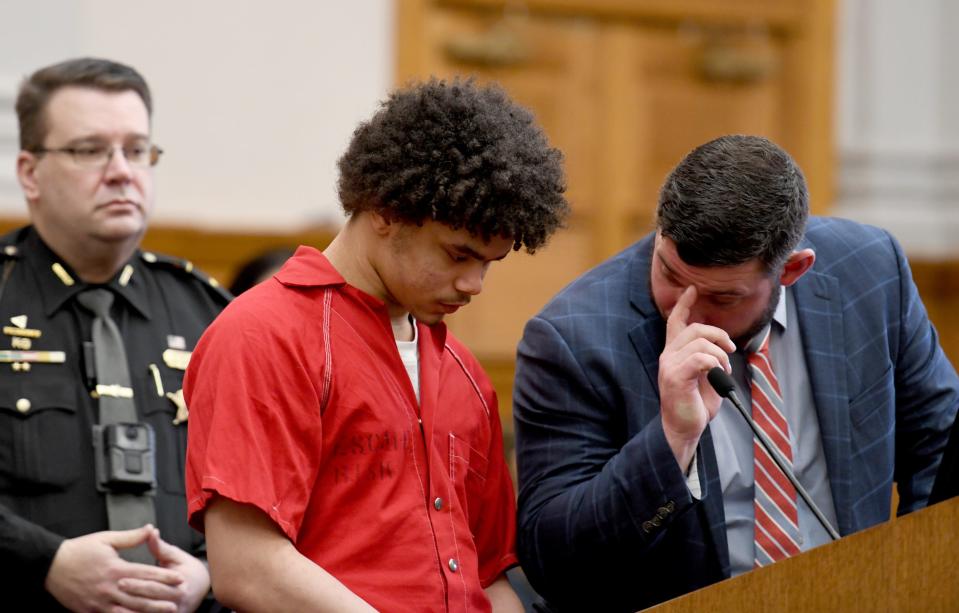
left=337, top=78, right=568, bottom=253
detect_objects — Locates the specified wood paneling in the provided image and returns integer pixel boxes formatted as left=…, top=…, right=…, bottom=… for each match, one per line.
left=435, top=0, right=808, bottom=26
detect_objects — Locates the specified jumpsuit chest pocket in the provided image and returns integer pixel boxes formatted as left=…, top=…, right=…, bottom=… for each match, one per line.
left=138, top=371, right=188, bottom=495
left=448, top=432, right=489, bottom=489
left=0, top=378, right=82, bottom=489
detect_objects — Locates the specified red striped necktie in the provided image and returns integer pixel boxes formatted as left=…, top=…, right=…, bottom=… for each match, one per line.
left=748, top=326, right=801, bottom=566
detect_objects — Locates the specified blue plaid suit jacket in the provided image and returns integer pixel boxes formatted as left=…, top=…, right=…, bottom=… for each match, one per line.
left=514, top=217, right=959, bottom=612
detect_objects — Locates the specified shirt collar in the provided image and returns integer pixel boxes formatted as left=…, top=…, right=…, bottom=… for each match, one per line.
left=274, top=245, right=347, bottom=288
left=743, top=285, right=789, bottom=354
left=773, top=285, right=788, bottom=330
left=27, top=228, right=152, bottom=320
left=274, top=245, right=448, bottom=348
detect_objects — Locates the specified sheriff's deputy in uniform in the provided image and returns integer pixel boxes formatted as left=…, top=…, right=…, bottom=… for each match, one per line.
left=0, top=58, right=229, bottom=611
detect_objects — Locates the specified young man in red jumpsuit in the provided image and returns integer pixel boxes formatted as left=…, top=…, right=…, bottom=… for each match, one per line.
left=183, top=78, right=569, bottom=612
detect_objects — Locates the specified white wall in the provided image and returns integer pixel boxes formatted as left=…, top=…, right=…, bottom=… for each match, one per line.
left=836, top=0, right=959, bottom=256
left=0, top=0, right=393, bottom=230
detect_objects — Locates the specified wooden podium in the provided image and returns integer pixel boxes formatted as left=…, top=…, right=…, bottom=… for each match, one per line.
left=646, top=497, right=959, bottom=612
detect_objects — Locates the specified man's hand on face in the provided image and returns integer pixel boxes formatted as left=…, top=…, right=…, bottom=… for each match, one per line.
left=658, top=285, right=736, bottom=471
left=45, top=524, right=209, bottom=613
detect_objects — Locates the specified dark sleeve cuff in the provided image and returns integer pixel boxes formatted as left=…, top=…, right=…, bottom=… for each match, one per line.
left=0, top=504, right=65, bottom=595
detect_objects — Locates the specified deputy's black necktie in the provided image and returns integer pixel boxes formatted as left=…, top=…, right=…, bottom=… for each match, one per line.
left=77, top=288, right=156, bottom=564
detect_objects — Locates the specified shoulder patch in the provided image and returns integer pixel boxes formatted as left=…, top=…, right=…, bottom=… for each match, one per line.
left=140, top=251, right=233, bottom=304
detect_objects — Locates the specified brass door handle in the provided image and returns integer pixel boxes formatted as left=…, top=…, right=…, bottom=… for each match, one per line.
left=444, top=21, right=530, bottom=67
left=698, top=39, right=777, bottom=84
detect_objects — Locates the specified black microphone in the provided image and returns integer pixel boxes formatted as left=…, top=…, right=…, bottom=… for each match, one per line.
left=707, top=367, right=840, bottom=541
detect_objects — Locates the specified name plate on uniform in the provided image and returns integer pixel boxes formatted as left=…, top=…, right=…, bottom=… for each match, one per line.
left=162, top=349, right=192, bottom=371
left=3, top=326, right=41, bottom=339
left=95, top=384, right=135, bottom=399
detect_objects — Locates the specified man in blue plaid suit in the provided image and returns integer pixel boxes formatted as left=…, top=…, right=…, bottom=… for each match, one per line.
left=513, top=135, right=959, bottom=612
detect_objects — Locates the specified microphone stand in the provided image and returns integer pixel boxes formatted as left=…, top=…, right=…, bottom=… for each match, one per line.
left=708, top=367, right=840, bottom=541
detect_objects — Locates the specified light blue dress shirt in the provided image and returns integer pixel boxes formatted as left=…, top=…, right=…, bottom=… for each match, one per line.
left=691, top=286, right=840, bottom=576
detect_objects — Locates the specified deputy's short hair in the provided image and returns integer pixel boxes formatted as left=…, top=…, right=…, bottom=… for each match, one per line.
left=16, top=57, right=152, bottom=151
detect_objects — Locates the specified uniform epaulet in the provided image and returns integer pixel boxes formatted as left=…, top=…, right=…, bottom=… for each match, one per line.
left=0, top=243, right=21, bottom=261
left=0, top=227, right=26, bottom=261
left=0, top=229, right=25, bottom=303
left=139, top=250, right=233, bottom=304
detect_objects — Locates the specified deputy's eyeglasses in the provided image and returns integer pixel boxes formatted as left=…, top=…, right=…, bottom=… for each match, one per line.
left=31, top=143, right=164, bottom=168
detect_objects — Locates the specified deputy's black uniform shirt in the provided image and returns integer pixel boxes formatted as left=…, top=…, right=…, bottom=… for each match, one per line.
left=0, top=226, right=230, bottom=608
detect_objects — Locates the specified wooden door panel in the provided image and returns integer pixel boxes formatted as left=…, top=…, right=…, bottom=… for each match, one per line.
left=618, top=26, right=788, bottom=244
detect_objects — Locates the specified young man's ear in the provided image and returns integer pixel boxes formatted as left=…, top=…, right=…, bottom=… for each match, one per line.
left=779, top=249, right=816, bottom=287
left=368, top=211, right=394, bottom=237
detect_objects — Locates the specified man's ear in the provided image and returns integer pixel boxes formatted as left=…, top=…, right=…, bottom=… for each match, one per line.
left=779, top=248, right=816, bottom=287
left=16, top=151, right=41, bottom=203
left=368, top=211, right=394, bottom=237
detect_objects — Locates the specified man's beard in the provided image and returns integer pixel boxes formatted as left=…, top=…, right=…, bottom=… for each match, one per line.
left=733, top=283, right=782, bottom=349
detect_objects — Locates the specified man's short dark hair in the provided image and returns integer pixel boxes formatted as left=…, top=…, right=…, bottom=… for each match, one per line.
left=337, top=78, right=568, bottom=252
left=656, top=134, right=809, bottom=273
left=16, top=57, right=152, bottom=151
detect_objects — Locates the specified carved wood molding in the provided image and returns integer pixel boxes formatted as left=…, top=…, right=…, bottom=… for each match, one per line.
left=434, top=0, right=807, bottom=28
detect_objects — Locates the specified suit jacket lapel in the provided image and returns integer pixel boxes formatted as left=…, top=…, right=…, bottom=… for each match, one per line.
left=793, top=267, right=851, bottom=534
left=627, top=236, right=663, bottom=396
left=626, top=235, right=731, bottom=576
